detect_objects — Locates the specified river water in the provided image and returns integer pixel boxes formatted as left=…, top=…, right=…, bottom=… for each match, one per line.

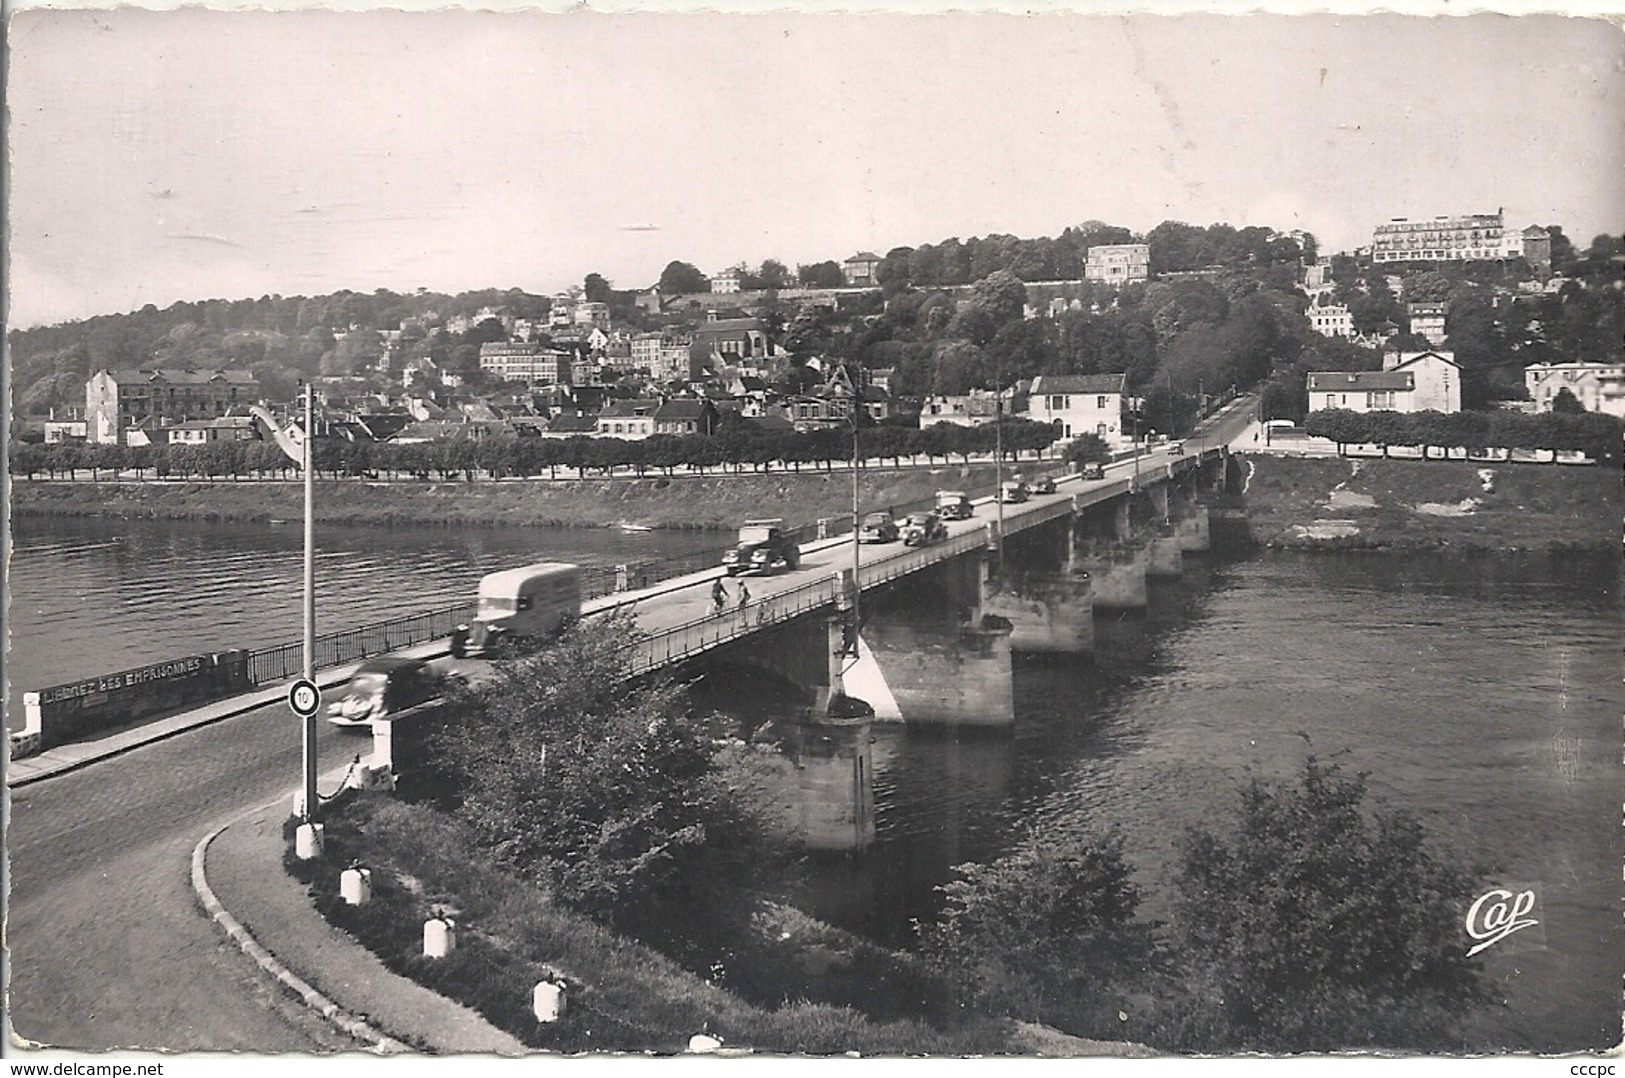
left=6, top=515, right=1620, bottom=1052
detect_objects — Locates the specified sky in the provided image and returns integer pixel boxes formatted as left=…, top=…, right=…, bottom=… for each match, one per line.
left=6, top=4, right=1625, bottom=328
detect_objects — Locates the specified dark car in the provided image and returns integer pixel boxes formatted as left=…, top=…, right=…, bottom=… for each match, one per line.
left=1030, top=475, right=1057, bottom=495
left=859, top=510, right=900, bottom=544
left=721, top=518, right=802, bottom=576
left=327, top=656, right=455, bottom=728
left=1168, top=441, right=1185, bottom=456
left=1080, top=462, right=1106, bottom=480
left=901, top=512, right=948, bottom=547
left=998, top=479, right=1029, bottom=504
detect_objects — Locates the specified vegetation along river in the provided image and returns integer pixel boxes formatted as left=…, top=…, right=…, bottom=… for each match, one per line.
left=7, top=515, right=1620, bottom=1052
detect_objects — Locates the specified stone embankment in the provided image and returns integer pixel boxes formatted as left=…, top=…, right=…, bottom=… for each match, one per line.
left=1230, top=454, right=1621, bottom=553
left=10, top=464, right=1013, bottom=531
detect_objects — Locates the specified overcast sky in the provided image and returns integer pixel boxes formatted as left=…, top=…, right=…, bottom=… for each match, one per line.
left=7, top=6, right=1624, bottom=328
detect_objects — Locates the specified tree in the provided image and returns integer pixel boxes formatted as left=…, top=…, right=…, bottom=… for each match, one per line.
left=1065, top=432, right=1111, bottom=469
left=1169, top=756, right=1490, bottom=1052
left=430, top=615, right=760, bottom=923
left=1550, top=386, right=1586, bottom=414
left=583, top=273, right=613, bottom=304
left=753, top=259, right=790, bottom=290
left=797, top=260, right=847, bottom=289
left=1544, top=225, right=1576, bottom=270
left=917, top=832, right=1152, bottom=1034
left=657, top=260, right=709, bottom=296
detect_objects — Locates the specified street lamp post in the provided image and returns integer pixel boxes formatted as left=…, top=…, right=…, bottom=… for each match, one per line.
left=993, top=389, right=1004, bottom=577
left=850, top=369, right=861, bottom=656
left=301, top=383, right=318, bottom=823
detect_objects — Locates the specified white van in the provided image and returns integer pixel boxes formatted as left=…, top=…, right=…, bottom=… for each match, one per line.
left=451, top=562, right=581, bottom=658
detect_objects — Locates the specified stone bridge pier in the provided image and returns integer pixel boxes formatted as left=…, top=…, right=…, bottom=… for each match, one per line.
left=983, top=515, right=1095, bottom=654
left=710, top=555, right=1015, bottom=727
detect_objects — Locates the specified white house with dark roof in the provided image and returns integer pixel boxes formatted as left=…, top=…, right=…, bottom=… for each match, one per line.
left=1307, top=350, right=1461, bottom=414
left=842, top=252, right=882, bottom=287
left=653, top=398, right=720, bottom=436
left=596, top=399, right=660, bottom=439
left=1027, top=373, right=1128, bottom=445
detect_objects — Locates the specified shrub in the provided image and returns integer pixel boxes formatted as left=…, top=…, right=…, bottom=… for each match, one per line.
left=428, top=613, right=767, bottom=926
left=915, top=831, right=1154, bottom=1037
left=1165, top=756, right=1490, bottom=1052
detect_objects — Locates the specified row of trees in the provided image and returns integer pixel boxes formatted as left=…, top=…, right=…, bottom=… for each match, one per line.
left=1302, top=408, right=1623, bottom=460
left=9, top=418, right=1062, bottom=483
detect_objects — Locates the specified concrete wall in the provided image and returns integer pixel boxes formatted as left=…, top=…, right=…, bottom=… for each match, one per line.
left=1076, top=553, right=1148, bottom=609
left=861, top=621, right=1015, bottom=726
left=983, top=572, right=1094, bottom=653
left=1176, top=506, right=1212, bottom=552
left=21, top=651, right=253, bottom=751
left=1147, top=537, right=1184, bottom=577
left=781, top=721, right=876, bottom=851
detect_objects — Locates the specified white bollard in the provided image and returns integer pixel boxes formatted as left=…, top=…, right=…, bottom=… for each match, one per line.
left=687, top=1033, right=723, bottom=1054
left=532, top=979, right=568, bottom=1023
left=424, top=917, right=457, bottom=958
left=290, top=789, right=308, bottom=819
left=340, top=867, right=372, bottom=906
left=294, top=822, right=325, bottom=861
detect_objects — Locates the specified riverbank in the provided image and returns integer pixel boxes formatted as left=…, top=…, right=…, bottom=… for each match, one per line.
left=1233, top=454, right=1622, bottom=552
left=10, top=464, right=1016, bottom=531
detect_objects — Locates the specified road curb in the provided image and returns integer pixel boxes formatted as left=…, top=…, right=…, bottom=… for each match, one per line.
left=190, top=802, right=413, bottom=1056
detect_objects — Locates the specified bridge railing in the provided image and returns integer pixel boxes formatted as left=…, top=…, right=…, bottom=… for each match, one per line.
left=619, top=573, right=842, bottom=676
left=246, top=601, right=478, bottom=685
left=857, top=528, right=990, bottom=590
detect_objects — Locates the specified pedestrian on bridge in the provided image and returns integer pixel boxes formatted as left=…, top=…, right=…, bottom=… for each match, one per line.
left=712, top=578, right=728, bottom=614
left=737, top=582, right=751, bottom=613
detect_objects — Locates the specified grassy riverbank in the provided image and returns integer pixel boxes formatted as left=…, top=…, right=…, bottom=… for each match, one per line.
left=1233, top=454, right=1622, bottom=552
left=11, top=464, right=1015, bottom=531
left=294, top=795, right=1142, bottom=1056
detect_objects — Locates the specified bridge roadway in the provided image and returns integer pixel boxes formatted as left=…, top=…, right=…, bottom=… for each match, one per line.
left=589, top=437, right=1222, bottom=677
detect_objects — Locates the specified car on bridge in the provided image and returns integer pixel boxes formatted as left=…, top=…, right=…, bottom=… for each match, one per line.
left=1168, top=441, right=1185, bottom=456
left=1030, top=475, right=1057, bottom=495
left=327, top=656, right=462, bottom=729
left=1079, top=462, right=1106, bottom=480
left=901, top=512, right=947, bottom=547
left=998, top=479, right=1029, bottom=504
left=935, top=490, right=974, bottom=520
left=722, top=518, right=802, bottom=575
left=859, top=510, right=900, bottom=544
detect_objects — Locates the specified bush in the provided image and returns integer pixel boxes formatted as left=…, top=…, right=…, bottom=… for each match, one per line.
left=427, top=613, right=766, bottom=926
left=916, top=831, right=1154, bottom=1037
left=1164, top=756, right=1490, bottom=1052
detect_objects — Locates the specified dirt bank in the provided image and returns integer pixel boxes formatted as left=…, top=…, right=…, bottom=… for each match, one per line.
left=1232, top=454, right=1621, bottom=552
left=10, top=464, right=1015, bottom=532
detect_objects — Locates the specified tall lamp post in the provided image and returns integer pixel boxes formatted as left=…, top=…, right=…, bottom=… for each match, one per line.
left=847, top=364, right=862, bottom=657
left=993, top=387, right=1004, bottom=576
left=301, top=384, right=318, bottom=823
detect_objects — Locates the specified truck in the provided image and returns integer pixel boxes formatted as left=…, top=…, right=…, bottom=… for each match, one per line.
left=721, top=519, right=801, bottom=575
left=450, top=562, right=581, bottom=658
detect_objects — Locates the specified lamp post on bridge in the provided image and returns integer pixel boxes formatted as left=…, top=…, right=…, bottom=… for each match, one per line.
left=300, top=384, right=318, bottom=825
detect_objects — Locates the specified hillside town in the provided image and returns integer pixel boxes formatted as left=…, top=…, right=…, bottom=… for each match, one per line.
left=10, top=212, right=1624, bottom=467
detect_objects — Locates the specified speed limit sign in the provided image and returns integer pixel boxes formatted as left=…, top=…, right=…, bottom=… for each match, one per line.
left=288, top=678, right=322, bottom=719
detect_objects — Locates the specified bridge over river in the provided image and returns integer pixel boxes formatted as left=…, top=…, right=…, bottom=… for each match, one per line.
left=13, top=399, right=1250, bottom=765
left=570, top=437, right=1229, bottom=726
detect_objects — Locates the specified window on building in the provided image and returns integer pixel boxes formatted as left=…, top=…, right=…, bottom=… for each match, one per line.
left=1096, top=396, right=1107, bottom=409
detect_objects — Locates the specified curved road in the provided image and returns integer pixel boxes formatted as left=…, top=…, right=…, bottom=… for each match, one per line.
left=6, top=399, right=1251, bottom=1052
